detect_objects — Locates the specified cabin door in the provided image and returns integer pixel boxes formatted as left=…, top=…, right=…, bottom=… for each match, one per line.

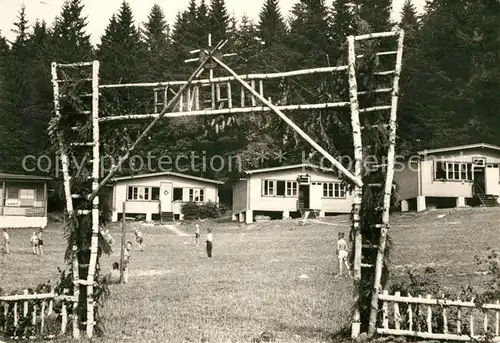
left=473, top=167, right=485, bottom=196
left=309, top=183, right=323, bottom=210
left=485, top=165, right=500, bottom=195
left=160, top=182, right=173, bottom=212
left=298, top=185, right=310, bottom=210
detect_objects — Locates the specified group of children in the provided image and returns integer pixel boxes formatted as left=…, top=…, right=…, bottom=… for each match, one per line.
left=1, top=228, right=45, bottom=255
left=31, top=229, right=44, bottom=255
left=102, top=227, right=141, bottom=285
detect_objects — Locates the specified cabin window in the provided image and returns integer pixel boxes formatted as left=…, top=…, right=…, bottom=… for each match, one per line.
left=286, top=181, right=298, bottom=196
left=262, top=180, right=275, bottom=196
left=323, top=183, right=346, bottom=198
left=127, top=186, right=150, bottom=201
left=151, top=187, right=160, bottom=201
left=7, top=188, right=19, bottom=199
left=434, top=162, right=446, bottom=179
left=173, top=188, right=183, bottom=201
left=276, top=181, right=286, bottom=196
left=445, top=162, right=472, bottom=181
left=20, top=189, right=35, bottom=200
left=435, top=162, right=472, bottom=181
left=189, top=188, right=204, bottom=202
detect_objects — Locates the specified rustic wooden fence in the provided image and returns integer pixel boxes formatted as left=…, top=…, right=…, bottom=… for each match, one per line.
left=377, top=290, right=500, bottom=341
left=0, top=288, right=78, bottom=340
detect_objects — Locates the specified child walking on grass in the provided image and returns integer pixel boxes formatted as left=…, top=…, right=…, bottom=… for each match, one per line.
left=31, top=231, right=39, bottom=255
left=134, top=229, right=143, bottom=251
left=2, top=229, right=9, bottom=254
left=195, top=222, right=200, bottom=246
left=206, top=228, right=213, bottom=258
left=335, top=232, right=350, bottom=277
left=37, top=229, right=44, bottom=255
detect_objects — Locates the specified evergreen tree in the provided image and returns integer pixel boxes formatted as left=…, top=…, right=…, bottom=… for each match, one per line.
left=396, top=0, right=421, bottom=151
left=2, top=5, right=31, bottom=172
left=357, top=0, right=393, bottom=32
left=141, top=4, right=171, bottom=81
left=208, top=0, right=230, bottom=43
left=27, top=20, right=53, bottom=157
left=258, top=0, right=287, bottom=48
left=401, top=0, right=500, bottom=148
left=50, top=0, right=93, bottom=62
left=287, top=0, right=332, bottom=68
left=330, top=0, right=358, bottom=58
left=98, top=0, right=143, bottom=83
left=197, top=0, right=211, bottom=44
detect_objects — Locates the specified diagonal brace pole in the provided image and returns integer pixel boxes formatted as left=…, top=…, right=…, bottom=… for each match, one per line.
left=87, top=39, right=227, bottom=203
left=212, top=56, right=363, bottom=188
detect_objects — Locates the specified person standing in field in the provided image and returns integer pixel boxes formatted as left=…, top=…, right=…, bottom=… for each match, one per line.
left=134, top=229, right=143, bottom=251
left=36, top=229, right=44, bottom=255
left=206, top=228, right=213, bottom=258
left=195, top=222, right=200, bottom=246
left=335, top=232, right=350, bottom=277
left=2, top=229, right=10, bottom=254
left=31, top=231, right=39, bottom=255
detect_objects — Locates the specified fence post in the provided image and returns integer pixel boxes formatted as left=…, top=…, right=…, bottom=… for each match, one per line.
left=382, top=290, right=389, bottom=330
left=394, top=291, right=401, bottom=330
left=426, top=294, right=432, bottom=333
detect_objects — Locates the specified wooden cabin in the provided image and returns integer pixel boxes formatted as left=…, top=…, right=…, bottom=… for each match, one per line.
left=231, top=163, right=353, bottom=224
left=0, top=173, right=51, bottom=228
left=395, top=143, right=500, bottom=212
left=110, top=171, right=223, bottom=222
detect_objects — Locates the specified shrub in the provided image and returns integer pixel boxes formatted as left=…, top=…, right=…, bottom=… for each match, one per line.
left=181, top=201, right=221, bottom=220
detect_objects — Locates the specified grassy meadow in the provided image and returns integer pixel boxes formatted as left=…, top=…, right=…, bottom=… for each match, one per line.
left=1, top=207, right=500, bottom=342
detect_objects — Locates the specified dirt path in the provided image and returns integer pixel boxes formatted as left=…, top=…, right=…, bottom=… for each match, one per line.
left=164, top=224, right=189, bottom=236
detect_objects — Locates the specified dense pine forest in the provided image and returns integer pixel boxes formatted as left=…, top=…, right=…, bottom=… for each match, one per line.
left=0, top=0, right=499, bottom=196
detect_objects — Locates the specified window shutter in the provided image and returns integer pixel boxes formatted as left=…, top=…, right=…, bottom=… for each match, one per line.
left=261, top=179, right=265, bottom=196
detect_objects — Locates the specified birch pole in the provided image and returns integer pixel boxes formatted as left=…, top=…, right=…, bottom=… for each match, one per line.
left=212, top=57, right=363, bottom=188
left=347, top=35, right=363, bottom=338
left=367, top=30, right=405, bottom=337
left=120, top=202, right=126, bottom=284
left=86, top=39, right=227, bottom=204
left=86, top=60, right=100, bottom=338
left=50, top=62, right=80, bottom=339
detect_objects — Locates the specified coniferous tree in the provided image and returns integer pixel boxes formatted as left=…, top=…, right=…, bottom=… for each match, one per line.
left=98, top=0, right=143, bottom=83
left=4, top=5, right=31, bottom=171
left=403, top=0, right=500, bottom=148
left=396, top=0, right=421, bottom=151
left=50, top=0, right=93, bottom=62
left=357, top=0, right=393, bottom=32
left=141, top=4, right=171, bottom=81
left=330, top=0, right=358, bottom=59
left=258, top=0, right=287, bottom=48
left=27, top=20, right=53, bottom=157
left=97, top=1, right=149, bottom=170
left=287, top=0, right=332, bottom=68
left=208, top=0, right=230, bottom=43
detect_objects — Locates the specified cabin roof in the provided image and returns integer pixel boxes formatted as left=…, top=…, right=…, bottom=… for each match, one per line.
left=111, top=171, right=224, bottom=185
left=418, top=143, right=500, bottom=156
left=0, top=173, right=52, bottom=181
left=243, top=163, right=337, bottom=175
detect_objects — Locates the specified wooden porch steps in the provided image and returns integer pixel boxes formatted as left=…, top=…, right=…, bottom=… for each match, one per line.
left=477, top=194, right=498, bottom=207
left=161, top=212, right=174, bottom=223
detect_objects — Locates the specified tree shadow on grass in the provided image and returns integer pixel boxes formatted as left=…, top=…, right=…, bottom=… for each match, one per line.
left=230, top=315, right=352, bottom=343
left=272, top=322, right=352, bottom=343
